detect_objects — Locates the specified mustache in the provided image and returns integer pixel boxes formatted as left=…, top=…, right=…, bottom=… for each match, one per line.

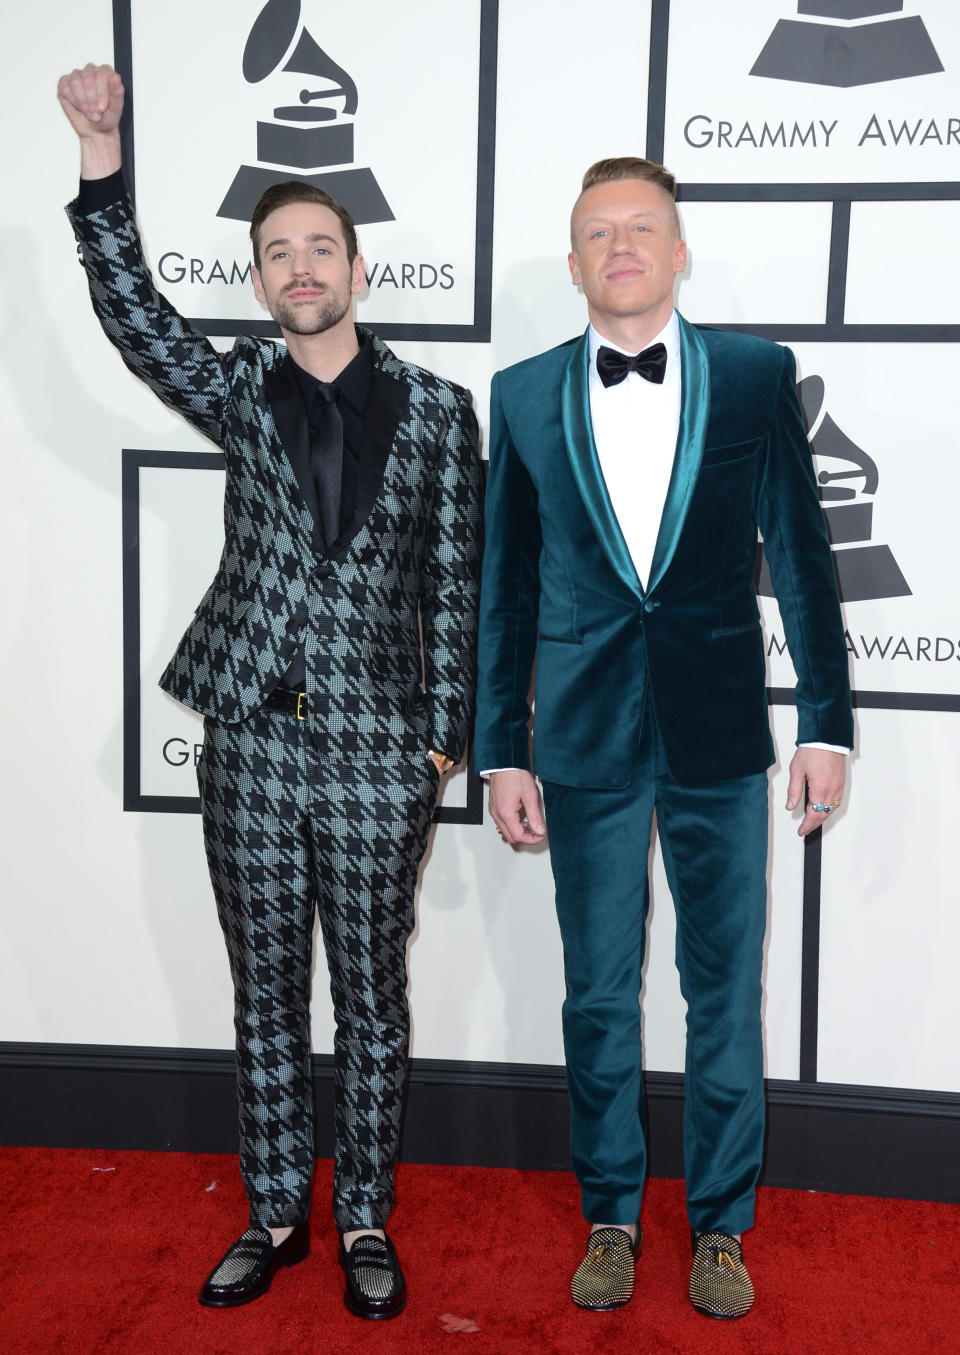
left=281, top=281, right=327, bottom=296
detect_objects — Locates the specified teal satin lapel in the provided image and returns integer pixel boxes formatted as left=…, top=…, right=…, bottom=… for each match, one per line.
left=560, top=332, right=643, bottom=598
left=647, top=315, right=710, bottom=597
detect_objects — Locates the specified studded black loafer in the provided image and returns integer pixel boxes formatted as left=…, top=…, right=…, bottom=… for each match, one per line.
left=199, top=1222, right=310, bottom=1307
left=689, top=1229, right=754, bottom=1319
left=570, top=1223, right=642, bottom=1311
left=339, top=1232, right=407, bottom=1320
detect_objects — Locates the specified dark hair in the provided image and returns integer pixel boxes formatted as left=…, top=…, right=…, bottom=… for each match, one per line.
left=571, top=157, right=680, bottom=247
left=250, top=180, right=359, bottom=269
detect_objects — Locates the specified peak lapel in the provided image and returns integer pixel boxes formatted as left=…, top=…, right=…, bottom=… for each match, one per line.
left=646, top=314, right=710, bottom=597
left=328, top=365, right=408, bottom=554
left=560, top=331, right=643, bottom=599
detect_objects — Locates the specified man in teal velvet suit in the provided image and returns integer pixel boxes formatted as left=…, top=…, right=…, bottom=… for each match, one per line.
left=473, top=158, right=853, bottom=1319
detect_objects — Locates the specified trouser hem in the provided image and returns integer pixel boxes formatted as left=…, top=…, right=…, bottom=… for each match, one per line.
left=580, top=1190, right=645, bottom=1226
left=688, top=1205, right=756, bottom=1237
left=334, top=1208, right=392, bottom=1233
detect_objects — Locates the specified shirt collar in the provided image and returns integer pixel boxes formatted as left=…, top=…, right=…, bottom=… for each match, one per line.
left=289, top=329, right=373, bottom=416
left=588, top=310, right=679, bottom=377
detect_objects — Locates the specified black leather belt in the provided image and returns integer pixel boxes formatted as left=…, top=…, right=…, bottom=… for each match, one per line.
left=264, top=687, right=308, bottom=720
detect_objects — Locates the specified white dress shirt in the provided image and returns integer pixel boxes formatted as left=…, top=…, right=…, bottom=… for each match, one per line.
left=588, top=313, right=681, bottom=591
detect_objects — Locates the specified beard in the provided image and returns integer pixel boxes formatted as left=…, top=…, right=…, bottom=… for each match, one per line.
left=272, top=285, right=352, bottom=336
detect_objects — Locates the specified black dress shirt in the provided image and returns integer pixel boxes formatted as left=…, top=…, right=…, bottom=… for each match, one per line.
left=288, top=339, right=373, bottom=547
left=281, top=342, right=373, bottom=688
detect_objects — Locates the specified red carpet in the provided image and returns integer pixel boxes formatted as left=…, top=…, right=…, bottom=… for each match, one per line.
left=2, top=1146, right=957, bottom=1354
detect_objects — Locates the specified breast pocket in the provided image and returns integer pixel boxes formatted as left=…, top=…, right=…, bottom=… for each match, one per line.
left=700, top=438, right=762, bottom=470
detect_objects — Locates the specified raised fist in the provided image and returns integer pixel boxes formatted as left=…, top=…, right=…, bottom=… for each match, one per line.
left=58, top=63, right=125, bottom=139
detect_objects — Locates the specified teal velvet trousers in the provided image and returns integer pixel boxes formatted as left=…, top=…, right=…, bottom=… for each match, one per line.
left=541, top=710, right=768, bottom=1235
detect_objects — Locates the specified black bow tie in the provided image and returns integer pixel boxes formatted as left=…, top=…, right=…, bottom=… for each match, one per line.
left=596, top=342, right=668, bottom=388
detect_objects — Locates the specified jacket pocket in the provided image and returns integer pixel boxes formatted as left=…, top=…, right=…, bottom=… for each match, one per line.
left=700, top=438, right=762, bottom=470
left=361, top=639, right=423, bottom=685
left=194, top=584, right=253, bottom=625
left=711, top=620, right=762, bottom=638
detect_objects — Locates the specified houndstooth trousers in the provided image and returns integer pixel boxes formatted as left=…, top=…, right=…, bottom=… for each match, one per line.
left=197, top=702, right=439, bottom=1232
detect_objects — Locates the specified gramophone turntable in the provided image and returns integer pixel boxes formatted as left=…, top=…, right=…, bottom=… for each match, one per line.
left=751, top=1, right=942, bottom=88
left=218, top=0, right=393, bottom=225
left=756, top=374, right=911, bottom=603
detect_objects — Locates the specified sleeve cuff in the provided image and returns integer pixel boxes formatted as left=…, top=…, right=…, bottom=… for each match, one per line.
left=76, top=169, right=128, bottom=216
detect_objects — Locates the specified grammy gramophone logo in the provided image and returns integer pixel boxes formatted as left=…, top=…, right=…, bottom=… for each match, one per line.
left=757, top=376, right=911, bottom=604
left=751, top=1, right=943, bottom=88
left=218, top=0, right=393, bottom=225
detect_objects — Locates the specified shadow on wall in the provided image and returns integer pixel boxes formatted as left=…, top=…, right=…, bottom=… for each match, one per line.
left=491, top=255, right=588, bottom=368
left=1, top=220, right=242, bottom=1061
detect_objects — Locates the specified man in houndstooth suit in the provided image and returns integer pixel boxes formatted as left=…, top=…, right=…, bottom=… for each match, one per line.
left=60, top=62, right=482, bottom=1320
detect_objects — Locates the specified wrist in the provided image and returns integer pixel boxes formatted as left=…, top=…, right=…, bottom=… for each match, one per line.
left=79, top=131, right=122, bottom=180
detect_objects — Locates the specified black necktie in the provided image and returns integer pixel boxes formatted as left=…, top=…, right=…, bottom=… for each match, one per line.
left=309, top=382, right=343, bottom=550
left=596, top=342, right=668, bottom=389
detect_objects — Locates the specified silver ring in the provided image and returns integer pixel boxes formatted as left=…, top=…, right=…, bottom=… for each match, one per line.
left=809, top=798, right=841, bottom=814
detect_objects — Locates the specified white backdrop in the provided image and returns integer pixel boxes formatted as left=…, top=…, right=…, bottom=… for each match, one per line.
left=2, top=1, right=958, bottom=1098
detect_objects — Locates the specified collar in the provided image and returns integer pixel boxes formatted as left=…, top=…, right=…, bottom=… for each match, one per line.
left=288, top=329, right=374, bottom=416
left=588, top=310, right=680, bottom=378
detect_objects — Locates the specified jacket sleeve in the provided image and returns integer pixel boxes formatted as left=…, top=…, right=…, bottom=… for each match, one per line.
left=66, top=192, right=230, bottom=447
left=419, top=387, right=484, bottom=761
left=472, top=372, right=542, bottom=772
left=758, top=345, right=854, bottom=749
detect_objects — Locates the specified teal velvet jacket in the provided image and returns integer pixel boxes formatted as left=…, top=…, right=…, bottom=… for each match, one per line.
left=473, top=315, right=853, bottom=789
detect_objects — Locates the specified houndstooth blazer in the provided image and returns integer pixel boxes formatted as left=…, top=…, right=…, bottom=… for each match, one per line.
left=68, top=193, right=483, bottom=761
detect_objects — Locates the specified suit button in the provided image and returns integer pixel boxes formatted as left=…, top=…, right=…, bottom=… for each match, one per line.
left=314, top=563, right=333, bottom=581
left=643, top=600, right=661, bottom=613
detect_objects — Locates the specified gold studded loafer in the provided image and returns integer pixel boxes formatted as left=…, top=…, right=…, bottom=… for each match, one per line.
left=689, top=1230, right=754, bottom=1319
left=570, top=1224, right=642, bottom=1311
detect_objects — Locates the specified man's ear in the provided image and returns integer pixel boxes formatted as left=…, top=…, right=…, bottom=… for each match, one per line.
left=351, top=254, right=367, bottom=296
left=252, top=265, right=265, bottom=304
left=568, top=251, right=582, bottom=287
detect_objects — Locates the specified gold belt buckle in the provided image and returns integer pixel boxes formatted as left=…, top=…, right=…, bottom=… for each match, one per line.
left=295, top=691, right=307, bottom=721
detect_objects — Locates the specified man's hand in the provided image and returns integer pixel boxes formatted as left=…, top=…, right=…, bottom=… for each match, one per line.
left=57, top=64, right=124, bottom=178
left=786, top=747, right=846, bottom=837
left=488, top=769, right=546, bottom=846
left=58, top=63, right=124, bottom=137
